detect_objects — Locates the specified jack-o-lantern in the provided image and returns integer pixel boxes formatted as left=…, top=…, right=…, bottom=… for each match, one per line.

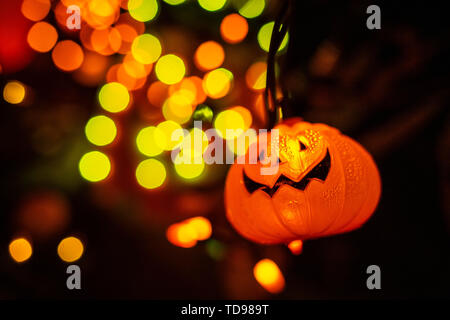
left=225, top=118, right=381, bottom=244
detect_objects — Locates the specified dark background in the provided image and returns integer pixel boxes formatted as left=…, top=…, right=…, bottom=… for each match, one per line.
left=0, top=0, right=449, bottom=299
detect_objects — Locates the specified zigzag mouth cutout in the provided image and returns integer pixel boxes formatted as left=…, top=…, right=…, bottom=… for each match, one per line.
left=243, top=149, right=331, bottom=197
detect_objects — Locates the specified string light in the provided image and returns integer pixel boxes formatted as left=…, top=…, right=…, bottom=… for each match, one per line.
left=155, top=54, right=186, bottom=85
left=253, top=259, right=285, bottom=294
left=9, top=238, right=32, bottom=263
left=27, top=21, right=58, bottom=53
left=79, top=151, right=111, bottom=182
left=128, top=0, right=159, bottom=22
left=85, top=115, right=117, bottom=146
left=3, top=81, right=26, bottom=105
left=98, top=82, right=130, bottom=113
left=136, top=159, right=167, bottom=189
left=57, top=237, right=84, bottom=262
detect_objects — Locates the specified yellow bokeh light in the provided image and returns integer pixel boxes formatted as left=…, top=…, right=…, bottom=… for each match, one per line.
left=198, top=0, right=226, bottom=11
left=203, top=68, right=233, bottom=99
left=238, top=0, right=265, bottom=19
left=257, top=21, right=289, bottom=53
left=179, top=127, right=208, bottom=157
left=57, top=236, right=84, bottom=262
left=98, top=82, right=130, bottom=113
left=79, top=151, right=111, bottom=182
left=175, top=156, right=205, bottom=180
left=186, top=217, right=212, bottom=240
left=162, top=92, right=193, bottom=124
left=3, top=81, right=26, bottom=104
left=253, top=259, right=285, bottom=294
left=128, top=0, right=159, bottom=22
left=136, top=126, right=164, bottom=157
left=155, top=54, right=186, bottom=85
left=164, top=0, right=186, bottom=5
left=166, top=223, right=197, bottom=248
left=131, top=33, right=162, bottom=64
left=155, top=120, right=184, bottom=151
left=9, top=238, right=32, bottom=263
left=136, top=159, right=167, bottom=189
left=214, top=109, right=245, bottom=140
left=85, top=115, right=117, bottom=146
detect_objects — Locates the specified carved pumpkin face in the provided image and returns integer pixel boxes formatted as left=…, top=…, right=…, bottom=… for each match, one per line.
left=225, top=118, right=381, bottom=244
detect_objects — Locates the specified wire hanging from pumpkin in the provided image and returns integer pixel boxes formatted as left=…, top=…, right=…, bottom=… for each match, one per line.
left=264, top=0, right=293, bottom=129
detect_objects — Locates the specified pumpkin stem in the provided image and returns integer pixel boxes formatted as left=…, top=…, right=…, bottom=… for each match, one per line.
left=265, top=0, right=293, bottom=128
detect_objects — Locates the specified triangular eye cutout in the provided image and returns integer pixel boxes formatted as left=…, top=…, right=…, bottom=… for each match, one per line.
left=299, top=141, right=307, bottom=150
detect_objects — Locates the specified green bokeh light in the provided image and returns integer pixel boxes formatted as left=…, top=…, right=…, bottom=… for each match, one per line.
left=257, top=21, right=289, bottom=53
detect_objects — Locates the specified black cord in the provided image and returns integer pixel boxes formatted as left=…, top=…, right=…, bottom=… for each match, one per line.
left=264, top=0, right=292, bottom=128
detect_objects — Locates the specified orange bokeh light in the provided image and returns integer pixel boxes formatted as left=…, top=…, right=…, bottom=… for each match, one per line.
left=52, top=40, right=84, bottom=72
left=21, top=0, right=51, bottom=22
left=27, top=21, right=58, bottom=53
left=194, top=41, right=225, bottom=71
left=73, top=51, right=109, bottom=86
left=220, top=13, right=248, bottom=44
left=147, top=81, right=170, bottom=108
left=287, top=240, right=303, bottom=255
left=246, top=61, right=267, bottom=91
left=253, top=259, right=285, bottom=294
left=166, top=217, right=212, bottom=248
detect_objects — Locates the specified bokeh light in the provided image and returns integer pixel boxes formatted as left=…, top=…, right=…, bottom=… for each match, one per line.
left=237, top=0, right=265, bottom=19
left=136, top=159, right=167, bottom=189
left=166, top=223, right=197, bottom=248
left=57, top=236, right=84, bottom=262
left=253, top=259, right=285, bottom=294
left=147, top=81, right=170, bottom=108
left=214, top=109, right=245, bottom=140
left=166, top=216, right=212, bottom=248
left=27, top=21, right=58, bottom=53
left=52, top=40, right=84, bottom=72
left=198, top=0, right=226, bottom=11
left=245, top=61, right=266, bottom=91
left=9, top=238, right=32, bottom=263
left=155, top=54, right=186, bottom=85
left=194, top=41, right=225, bottom=71
left=128, top=0, right=159, bottom=22
left=162, top=91, right=194, bottom=124
left=175, top=158, right=205, bottom=180
left=203, top=68, right=233, bottom=99
left=85, top=115, right=117, bottom=146
left=98, top=82, right=130, bottom=113
left=21, top=0, right=51, bottom=21
left=136, top=126, right=164, bottom=157
left=288, top=240, right=303, bottom=255
left=257, top=21, right=289, bottom=53
left=73, top=51, right=109, bottom=87
left=155, top=120, right=184, bottom=150
left=220, top=13, right=248, bottom=44
left=3, top=81, right=26, bottom=104
left=185, top=217, right=212, bottom=240
left=131, top=33, right=162, bottom=64
left=79, top=151, right=111, bottom=182
left=163, top=0, right=187, bottom=5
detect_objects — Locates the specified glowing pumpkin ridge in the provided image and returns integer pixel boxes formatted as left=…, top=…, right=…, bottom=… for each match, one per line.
left=225, top=118, right=381, bottom=244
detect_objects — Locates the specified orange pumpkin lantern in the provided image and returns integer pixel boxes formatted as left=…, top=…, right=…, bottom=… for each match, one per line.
left=225, top=118, right=381, bottom=244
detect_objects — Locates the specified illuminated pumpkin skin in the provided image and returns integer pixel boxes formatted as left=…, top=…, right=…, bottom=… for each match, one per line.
left=225, top=118, right=381, bottom=244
